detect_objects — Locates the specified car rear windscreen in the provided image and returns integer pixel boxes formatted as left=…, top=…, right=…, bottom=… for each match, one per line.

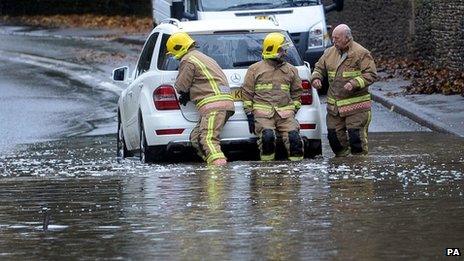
left=157, top=31, right=304, bottom=71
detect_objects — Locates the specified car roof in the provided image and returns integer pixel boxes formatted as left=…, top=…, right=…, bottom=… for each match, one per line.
left=153, top=18, right=284, bottom=35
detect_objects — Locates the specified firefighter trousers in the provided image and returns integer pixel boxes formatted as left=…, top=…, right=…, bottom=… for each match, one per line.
left=190, top=110, right=233, bottom=164
left=326, top=110, right=372, bottom=156
left=255, top=113, right=303, bottom=161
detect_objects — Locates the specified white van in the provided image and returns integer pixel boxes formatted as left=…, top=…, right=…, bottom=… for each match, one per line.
left=152, top=0, right=344, bottom=67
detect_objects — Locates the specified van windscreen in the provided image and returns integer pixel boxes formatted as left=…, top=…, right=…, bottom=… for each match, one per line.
left=199, top=0, right=318, bottom=11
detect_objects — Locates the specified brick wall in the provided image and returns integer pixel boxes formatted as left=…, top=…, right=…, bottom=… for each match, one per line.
left=324, top=0, right=464, bottom=69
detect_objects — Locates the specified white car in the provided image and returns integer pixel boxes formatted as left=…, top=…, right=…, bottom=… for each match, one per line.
left=113, top=18, right=323, bottom=163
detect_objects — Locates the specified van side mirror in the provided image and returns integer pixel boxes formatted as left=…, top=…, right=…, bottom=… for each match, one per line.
left=171, top=1, right=185, bottom=20
left=112, top=66, right=128, bottom=82
left=171, top=1, right=197, bottom=21
left=182, top=12, right=198, bottom=20
left=324, top=0, right=344, bottom=13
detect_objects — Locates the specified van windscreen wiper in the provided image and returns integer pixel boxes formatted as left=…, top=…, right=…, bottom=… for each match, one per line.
left=274, top=0, right=318, bottom=8
left=221, top=2, right=275, bottom=11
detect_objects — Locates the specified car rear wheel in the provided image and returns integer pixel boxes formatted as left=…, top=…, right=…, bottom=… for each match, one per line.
left=117, top=113, right=133, bottom=159
left=139, top=120, right=150, bottom=163
left=139, top=117, right=165, bottom=163
left=303, top=137, right=322, bottom=158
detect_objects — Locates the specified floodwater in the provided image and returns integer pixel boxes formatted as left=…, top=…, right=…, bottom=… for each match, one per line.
left=0, top=24, right=461, bottom=259
left=1, top=132, right=463, bottom=260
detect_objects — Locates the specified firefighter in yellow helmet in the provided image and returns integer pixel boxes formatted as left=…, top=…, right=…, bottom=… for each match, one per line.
left=167, top=32, right=235, bottom=166
left=311, top=24, right=377, bottom=156
left=241, top=32, right=304, bottom=161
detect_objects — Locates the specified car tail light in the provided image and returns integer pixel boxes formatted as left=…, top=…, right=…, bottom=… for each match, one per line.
left=155, top=129, right=185, bottom=135
left=153, top=85, right=180, bottom=110
left=301, top=80, right=313, bottom=105
left=300, top=124, right=316, bottom=130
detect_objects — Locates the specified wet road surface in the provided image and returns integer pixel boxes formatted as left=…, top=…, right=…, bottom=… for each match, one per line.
left=0, top=26, right=139, bottom=153
left=1, top=132, right=463, bottom=259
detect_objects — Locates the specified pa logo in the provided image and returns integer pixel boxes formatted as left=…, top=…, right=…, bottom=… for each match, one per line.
left=446, top=248, right=461, bottom=256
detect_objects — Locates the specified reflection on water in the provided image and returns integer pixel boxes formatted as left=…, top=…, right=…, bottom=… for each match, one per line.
left=0, top=133, right=463, bottom=259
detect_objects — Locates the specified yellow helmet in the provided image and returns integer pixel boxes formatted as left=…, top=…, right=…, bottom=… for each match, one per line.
left=262, top=32, right=290, bottom=60
left=166, top=32, right=195, bottom=59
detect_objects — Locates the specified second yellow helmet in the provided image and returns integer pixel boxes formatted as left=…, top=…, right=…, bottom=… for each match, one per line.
left=166, top=32, right=195, bottom=59
left=262, top=32, right=289, bottom=60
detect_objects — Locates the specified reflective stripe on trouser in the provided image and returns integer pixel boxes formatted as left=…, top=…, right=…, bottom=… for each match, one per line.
left=255, top=112, right=301, bottom=161
left=190, top=110, right=232, bottom=164
left=327, top=110, right=371, bottom=155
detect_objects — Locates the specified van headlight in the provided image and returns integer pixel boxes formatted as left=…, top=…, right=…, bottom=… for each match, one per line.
left=307, top=21, right=330, bottom=49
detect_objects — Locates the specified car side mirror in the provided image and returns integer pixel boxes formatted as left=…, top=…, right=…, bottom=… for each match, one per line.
left=112, top=66, right=129, bottom=82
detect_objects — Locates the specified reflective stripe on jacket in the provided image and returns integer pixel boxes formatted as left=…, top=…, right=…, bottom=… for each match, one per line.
left=241, top=59, right=302, bottom=118
left=175, top=49, right=234, bottom=113
left=311, top=40, right=377, bottom=117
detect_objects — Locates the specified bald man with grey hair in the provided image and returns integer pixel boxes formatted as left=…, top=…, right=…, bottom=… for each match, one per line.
left=311, top=24, right=377, bottom=157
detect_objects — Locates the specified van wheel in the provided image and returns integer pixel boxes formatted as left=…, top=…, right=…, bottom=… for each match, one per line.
left=117, top=113, right=133, bottom=159
left=303, top=138, right=322, bottom=158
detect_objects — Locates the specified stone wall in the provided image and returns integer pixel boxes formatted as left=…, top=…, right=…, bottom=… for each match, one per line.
left=417, top=0, right=464, bottom=70
left=324, top=0, right=414, bottom=58
left=324, top=0, right=464, bottom=69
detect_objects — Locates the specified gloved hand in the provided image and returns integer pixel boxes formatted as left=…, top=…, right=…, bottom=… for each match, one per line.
left=246, top=113, right=255, bottom=134
left=178, top=91, right=190, bottom=106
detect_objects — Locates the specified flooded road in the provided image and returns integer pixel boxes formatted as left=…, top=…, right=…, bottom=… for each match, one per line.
left=1, top=25, right=462, bottom=259
left=1, top=132, right=463, bottom=259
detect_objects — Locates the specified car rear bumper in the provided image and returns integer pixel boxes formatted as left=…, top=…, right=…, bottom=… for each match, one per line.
left=146, top=121, right=322, bottom=147
left=143, top=107, right=322, bottom=147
